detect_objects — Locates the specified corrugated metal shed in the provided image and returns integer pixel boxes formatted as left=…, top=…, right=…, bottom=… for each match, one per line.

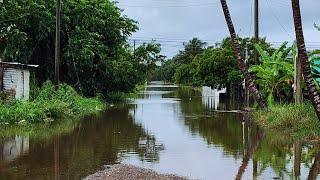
left=0, top=62, right=38, bottom=101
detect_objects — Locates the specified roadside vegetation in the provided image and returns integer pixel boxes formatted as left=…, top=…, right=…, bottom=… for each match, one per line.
left=0, top=0, right=163, bottom=129
left=254, top=103, right=320, bottom=139
left=0, top=0, right=163, bottom=98
left=152, top=37, right=274, bottom=97
left=0, top=81, right=104, bottom=125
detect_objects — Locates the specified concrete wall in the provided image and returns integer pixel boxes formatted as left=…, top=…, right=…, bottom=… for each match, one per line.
left=3, top=68, right=30, bottom=100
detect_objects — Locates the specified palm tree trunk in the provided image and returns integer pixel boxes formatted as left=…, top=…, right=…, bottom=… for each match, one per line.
left=220, top=0, right=268, bottom=110
left=291, top=0, right=320, bottom=120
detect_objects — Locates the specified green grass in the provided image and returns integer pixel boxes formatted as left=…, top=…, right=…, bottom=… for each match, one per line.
left=253, top=103, right=320, bottom=140
left=0, top=81, right=105, bottom=125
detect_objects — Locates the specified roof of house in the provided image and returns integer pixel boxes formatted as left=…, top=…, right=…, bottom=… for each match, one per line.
left=0, top=62, right=39, bottom=69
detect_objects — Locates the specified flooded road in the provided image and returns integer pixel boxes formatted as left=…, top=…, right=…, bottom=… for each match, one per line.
left=0, top=82, right=320, bottom=179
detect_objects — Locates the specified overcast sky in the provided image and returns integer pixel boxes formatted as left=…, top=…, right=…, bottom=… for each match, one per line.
left=116, top=0, right=320, bottom=58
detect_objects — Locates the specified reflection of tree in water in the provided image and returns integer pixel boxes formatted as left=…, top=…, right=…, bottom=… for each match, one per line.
left=178, top=90, right=320, bottom=179
left=0, top=105, right=164, bottom=179
left=182, top=112, right=244, bottom=158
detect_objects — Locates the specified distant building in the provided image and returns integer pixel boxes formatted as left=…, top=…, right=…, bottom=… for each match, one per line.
left=0, top=62, right=38, bottom=101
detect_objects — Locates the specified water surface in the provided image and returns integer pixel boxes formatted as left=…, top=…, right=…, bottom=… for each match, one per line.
left=0, top=82, right=319, bottom=180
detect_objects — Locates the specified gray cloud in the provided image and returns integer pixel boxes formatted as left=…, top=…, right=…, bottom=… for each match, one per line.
left=117, top=0, right=320, bottom=58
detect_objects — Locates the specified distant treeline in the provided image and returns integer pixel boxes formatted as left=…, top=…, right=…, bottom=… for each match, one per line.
left=151, top=37, right=274, bottom=96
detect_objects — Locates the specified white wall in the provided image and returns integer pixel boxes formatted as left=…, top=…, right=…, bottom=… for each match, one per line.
left=3, top=68, right=30, bottom=100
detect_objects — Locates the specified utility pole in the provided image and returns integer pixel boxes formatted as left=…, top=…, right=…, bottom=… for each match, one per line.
left=133, top=40, right=136, bottom=59
left=55, top=0, right=61, bottom=87
left=254, top=0, right=259, bottom=64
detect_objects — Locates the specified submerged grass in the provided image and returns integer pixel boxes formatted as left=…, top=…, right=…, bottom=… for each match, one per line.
left=0, top=81, right=105, bottom=125
left=0, top=117, right=81, bottom=140
left=253, top=103, right=320, bottom=140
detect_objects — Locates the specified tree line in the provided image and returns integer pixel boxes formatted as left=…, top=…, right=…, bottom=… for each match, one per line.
left=152, top=37, right=274, bottom=97
left=0, top=0, right=164, bottom=98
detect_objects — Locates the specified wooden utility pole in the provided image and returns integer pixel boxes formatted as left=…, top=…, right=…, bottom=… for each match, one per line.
left=254, top=0, right=259, bottom=64
left=55, top=0, right=61, bottom=87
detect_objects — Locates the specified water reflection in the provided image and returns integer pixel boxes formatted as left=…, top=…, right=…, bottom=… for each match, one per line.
left=0, top=107, right=163, bottom=179
left=1, top=82, right=320, bottom=179
left=2, top=136, right=29, bottom=162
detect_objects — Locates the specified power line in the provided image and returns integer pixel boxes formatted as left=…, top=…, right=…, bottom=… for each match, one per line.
left=264, top=0, right=294, bottom=40
left=117, top=1, right=220, bottom=8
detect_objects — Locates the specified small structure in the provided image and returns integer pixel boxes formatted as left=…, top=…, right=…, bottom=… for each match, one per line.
left=0, top=62, right=38, bottom=101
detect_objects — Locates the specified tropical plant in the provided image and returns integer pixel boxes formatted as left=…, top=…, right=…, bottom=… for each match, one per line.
left=174, top=38, right=207, bottom=65
left=249, top=43, right=294, bottom=105
left=309, top=50, right=320, bottom=87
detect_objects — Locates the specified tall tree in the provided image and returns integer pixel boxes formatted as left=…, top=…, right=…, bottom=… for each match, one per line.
left=291, top=0, right=320, bottom=120
left=219, top=0, right=268, bottom=110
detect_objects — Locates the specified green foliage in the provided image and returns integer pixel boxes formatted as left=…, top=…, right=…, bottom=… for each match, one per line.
left=174, top=38, right=207, bottom=65
left=0, top=81, right=104, bottom=125
left=197, top=47, right=242, bottom=90
left=152, top=60, right=178, bottom=82
left=154, top=37, right=274, bottom=97
left=0, top=0, right=162, bottom=97
left=309, top=50, right=320, bottom=86
left=135, top=42, right=165, bottom=79
left=152, top=38, right=206, bottom=83
left=249, top=43, right=294, bottom=105
left=174, top=64, right=193, bottom=84
left=221, top=37, right=275, bottom=65
left=254, top=103, right=320, bottom=139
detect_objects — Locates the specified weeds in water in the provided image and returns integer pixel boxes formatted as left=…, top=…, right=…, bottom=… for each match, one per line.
left=254, top=103, right=320, bottom=139
left=0, top=81, right=105, bottom=125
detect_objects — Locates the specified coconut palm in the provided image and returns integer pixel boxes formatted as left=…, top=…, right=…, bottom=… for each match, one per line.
left=219, top=0, right=267, bottom=110
left=291, top=0, right=320, bottom=120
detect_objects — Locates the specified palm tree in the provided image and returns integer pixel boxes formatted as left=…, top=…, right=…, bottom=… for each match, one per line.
left=219, top=0, right=267, bottom=110
left=291, top=0, right=320, bottom=120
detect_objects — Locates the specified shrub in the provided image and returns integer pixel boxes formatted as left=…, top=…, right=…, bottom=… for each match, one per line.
left=0, top=81, right=104, bottom=125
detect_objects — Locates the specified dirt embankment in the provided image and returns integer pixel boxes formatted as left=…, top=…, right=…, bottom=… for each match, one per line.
left=84, top=164, right=188, bottom=180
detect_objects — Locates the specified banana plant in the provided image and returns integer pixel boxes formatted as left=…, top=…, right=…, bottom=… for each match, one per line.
left=249, top=43, right=294, bottom=106
left=309, top=50, right=320, bottom=88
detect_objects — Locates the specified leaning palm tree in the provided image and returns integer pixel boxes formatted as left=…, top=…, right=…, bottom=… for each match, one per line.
left=291, top=0, right=320, bottom=120
left=219, top=0, right=267, bottom=110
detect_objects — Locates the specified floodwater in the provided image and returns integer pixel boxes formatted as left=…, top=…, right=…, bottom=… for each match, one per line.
left=0, top=82, right=320, bottom=179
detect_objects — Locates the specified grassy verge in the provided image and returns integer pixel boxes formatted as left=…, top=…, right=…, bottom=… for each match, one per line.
left=253, top=103, right=320, bottom=140
left=0, top=81, right=105, bottom=125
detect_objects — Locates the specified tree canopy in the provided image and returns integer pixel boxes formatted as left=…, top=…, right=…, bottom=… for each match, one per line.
left=0, top=0, right=163, bottom=98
